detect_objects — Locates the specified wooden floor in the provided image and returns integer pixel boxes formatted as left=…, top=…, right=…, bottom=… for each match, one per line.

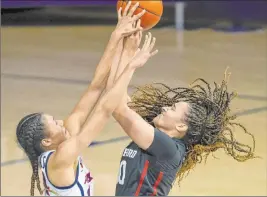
left=1, top=26, right=267, bottom=196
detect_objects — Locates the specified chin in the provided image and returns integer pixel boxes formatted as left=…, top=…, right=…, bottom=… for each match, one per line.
left=152, top=118, right=160, bottom=128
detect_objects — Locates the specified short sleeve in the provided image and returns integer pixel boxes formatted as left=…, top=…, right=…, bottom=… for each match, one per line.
left=146, top=128, right=179, bottom=160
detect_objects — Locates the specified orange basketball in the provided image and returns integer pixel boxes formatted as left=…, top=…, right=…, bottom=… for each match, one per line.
left=117, top=0, right=163, bottom=30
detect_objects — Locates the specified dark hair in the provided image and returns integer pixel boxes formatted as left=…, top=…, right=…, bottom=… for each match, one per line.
left=16, top=113, right=45, bottom=196
left=128, top=70, right=256, bottom=184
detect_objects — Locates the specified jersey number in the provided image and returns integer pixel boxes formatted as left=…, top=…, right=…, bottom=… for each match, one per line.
left=118, top=160, right=127, bottom=185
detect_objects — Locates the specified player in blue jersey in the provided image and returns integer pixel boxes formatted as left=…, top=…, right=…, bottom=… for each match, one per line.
left=15, top=3, right=158, bottom=196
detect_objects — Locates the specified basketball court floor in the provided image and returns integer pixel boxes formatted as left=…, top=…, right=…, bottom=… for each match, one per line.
left=1, top=26, right=266, bottom=196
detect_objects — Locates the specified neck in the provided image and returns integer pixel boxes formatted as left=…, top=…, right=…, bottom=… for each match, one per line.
left=43, top=145, right=57, bottom=153
left=156, top=126, right=177, bottom=138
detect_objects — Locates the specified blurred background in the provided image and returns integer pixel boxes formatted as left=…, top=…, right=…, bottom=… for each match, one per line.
left=1, top=0, right=267, bottom=196
left=2, top=0, right=267, bottom=29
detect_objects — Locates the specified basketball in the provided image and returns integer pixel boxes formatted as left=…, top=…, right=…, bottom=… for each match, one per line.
left=117, top=0, right=163, bottom=30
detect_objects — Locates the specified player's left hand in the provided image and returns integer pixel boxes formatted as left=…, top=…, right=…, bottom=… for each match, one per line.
left=123, top=19, right=143, bottom=56
left=128, top=32, right=158, bottom=69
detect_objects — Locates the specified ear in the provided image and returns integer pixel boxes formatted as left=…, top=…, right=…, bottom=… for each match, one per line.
left=41, top=138, right=52, bottom=147
left=175, top=123, right=188, bottom=134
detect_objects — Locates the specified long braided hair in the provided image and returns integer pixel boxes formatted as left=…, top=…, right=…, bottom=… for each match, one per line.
left=16, top=113, right=45, bottom=196
left=128, top=70, right=257, bottom=184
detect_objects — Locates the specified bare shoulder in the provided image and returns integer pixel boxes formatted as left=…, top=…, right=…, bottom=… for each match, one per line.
left=46, top=151, right=78, bottom=187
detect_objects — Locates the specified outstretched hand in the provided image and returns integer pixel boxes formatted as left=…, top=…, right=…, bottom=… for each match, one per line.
left=128, top=32, right=158, bottom=69
left=123, top=19, right=143, bottom=57
left=115, top=1, right=146, bottom=38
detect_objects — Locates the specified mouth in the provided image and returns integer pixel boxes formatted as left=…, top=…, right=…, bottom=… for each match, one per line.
left=155, top=114, right=163, bottom=120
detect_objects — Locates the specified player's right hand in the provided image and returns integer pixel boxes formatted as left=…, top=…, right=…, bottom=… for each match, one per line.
left=128, top=32, right=158, bottom=69
left=115, top=1, right=146, bottom=38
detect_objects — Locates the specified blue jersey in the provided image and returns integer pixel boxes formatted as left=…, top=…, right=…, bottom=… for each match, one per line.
left=39, top=151, right=94, bottom=196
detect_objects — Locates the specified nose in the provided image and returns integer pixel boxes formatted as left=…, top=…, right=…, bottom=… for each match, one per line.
left=161, top=107, right=168, bottom=113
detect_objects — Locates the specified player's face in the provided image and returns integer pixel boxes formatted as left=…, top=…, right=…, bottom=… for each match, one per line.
left=153, top=102, right=189, bottom=137
left=41, top=114, right=70, bottom=149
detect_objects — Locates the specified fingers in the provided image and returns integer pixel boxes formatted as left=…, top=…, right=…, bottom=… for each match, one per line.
left=134, top=18, right=141, bottom=28
left=149, top=37, right=156, bottom=52
left=133, top=19, right=142, bottom=38
left=129, top=32, right=158, bottom=69
left=130, top=48, right=141, bottom=63
left=141, top=34, right=148, bottom=50
left=140, top=32, right=158, bottom=56
left=133, top=19, right=137, bottom=29
left=117, top=7, right=122, bottom=19
left=150, top=49, right=159, bottom=57
left=123, top=1, right=132, bottom=16
left=134, top=48, right=141, bottom=57
left=136, top=19, right=141, bottom=29
left=123, top=26, right=143, bottom=37
left=142, top=32, right=152, bottom=50
left=120, top=1, right=145, bottom=20
left=132, top=9, right=146, bottom=22
left=124, top=1, right=144, bottom=19
left=138, top=29, right=142, bottom=44
left=146, top=32, right=152, bottom=49
left=133, top=26, right=143, bottom=33
left=128, top=2, right=139, bottom=17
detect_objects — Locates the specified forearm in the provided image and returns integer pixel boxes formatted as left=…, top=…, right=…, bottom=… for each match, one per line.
left=69, top=86, right=104, bottom=120
left=110, top=49, right=134, bottom=109
left=58, top=65, right=135, bottom=164
left=100, top=64, right=135, bottom=113
left=91, top=32, right=122, bottom=88
left=119, top=51, right=134, bottom=105
left=66, top=32, right=122, bottom=132
left=57, top=108, right=109, bottom=167
left=106, top=39, right=124, bottom=90
left=115, top=49, right=134, bottom=83
left=75, top=65, right=135, bottom=152
left=112, top=106, right=154, bottom=150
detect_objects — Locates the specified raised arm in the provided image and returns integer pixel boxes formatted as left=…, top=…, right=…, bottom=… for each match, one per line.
left=52, top=4, right=149, bottom=168
left=106, top=4, right=143, bottom=90
left=52, top=37, right=154, bottom=167
left=112, top=33, right=164, bottom=152
left=54, top=64, right=136, bottom=167
left=112, top=33, right=179, bottom=159
left=64, top=33, right=121, bottom=137
left=106, top=19, right=143, bottom=112
left=64, top=1, right=144, bottom=136
left=106, top=39, right=124, bottom=90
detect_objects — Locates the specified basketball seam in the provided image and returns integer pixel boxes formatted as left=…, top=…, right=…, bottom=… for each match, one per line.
left=137, top=5, right=161, bottom=17
left=121, top=0, right=161, bottom=17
